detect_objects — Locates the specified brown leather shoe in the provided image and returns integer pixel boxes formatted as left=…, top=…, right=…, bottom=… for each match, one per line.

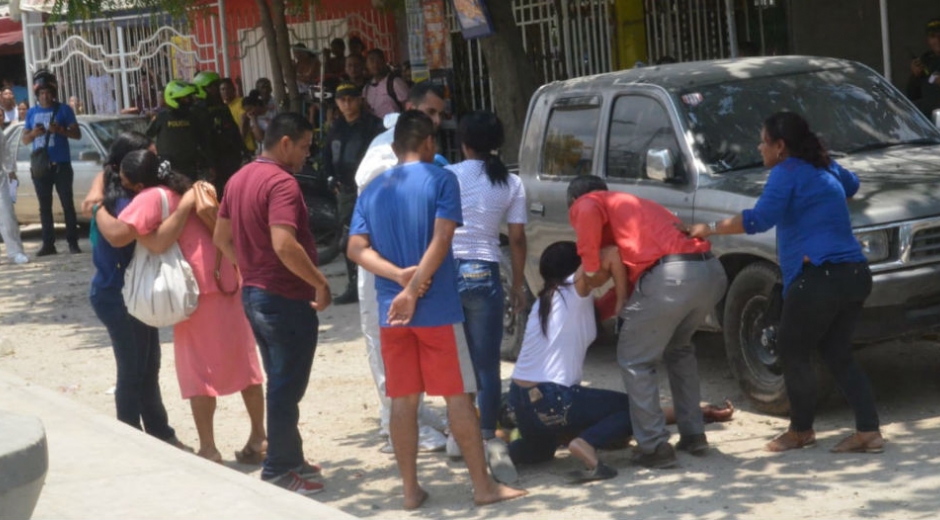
left=765, top=429, right=816, bottom=452
left=830, top=431, right=885, bottom=454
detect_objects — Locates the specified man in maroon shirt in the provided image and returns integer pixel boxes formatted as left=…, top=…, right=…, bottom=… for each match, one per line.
left=567, top=176, right=727, bottom=469
left=215, top=112, right=332, bottom=495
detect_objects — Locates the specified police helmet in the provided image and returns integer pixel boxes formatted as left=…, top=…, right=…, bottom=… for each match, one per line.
left=192, top=71, right=221, bottom=99
left=164, top=80, right=198, bottom=109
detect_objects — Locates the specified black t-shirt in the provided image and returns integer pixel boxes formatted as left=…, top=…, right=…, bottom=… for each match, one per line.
left=907, top=51, right=940, bottom=116
left=322, top=112, right=384, bottom=187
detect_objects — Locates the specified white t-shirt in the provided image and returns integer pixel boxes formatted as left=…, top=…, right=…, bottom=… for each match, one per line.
left=446, top=160, right=527, bottom=263
left=512, top=275, right=597, bottom=387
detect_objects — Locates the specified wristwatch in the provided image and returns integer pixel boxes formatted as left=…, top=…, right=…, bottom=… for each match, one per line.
left=708, top=221, right=718, bottom=233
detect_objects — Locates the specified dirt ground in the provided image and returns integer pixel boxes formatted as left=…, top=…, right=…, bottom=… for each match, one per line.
left=4, top=232, right=940, bottom=519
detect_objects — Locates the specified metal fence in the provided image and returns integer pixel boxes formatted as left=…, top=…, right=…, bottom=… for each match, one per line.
left=447, top=0, right=615, bottom=114
left=644, top=0, right=730, bottom=64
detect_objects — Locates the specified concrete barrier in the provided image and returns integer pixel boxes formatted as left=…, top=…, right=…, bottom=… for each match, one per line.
left=0, top=412, right=47, bottom=520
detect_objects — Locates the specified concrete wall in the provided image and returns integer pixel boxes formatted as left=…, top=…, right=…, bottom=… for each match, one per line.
left=787, top=0, right=940, bottom=89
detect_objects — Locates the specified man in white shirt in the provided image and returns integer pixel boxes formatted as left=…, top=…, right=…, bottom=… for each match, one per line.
left=354, top=82, right=449, bottom=452
left=0, top=128, right=29, bottom=264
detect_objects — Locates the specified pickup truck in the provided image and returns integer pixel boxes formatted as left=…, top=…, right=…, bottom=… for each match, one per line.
left=500, top=56, right=940, bottom=414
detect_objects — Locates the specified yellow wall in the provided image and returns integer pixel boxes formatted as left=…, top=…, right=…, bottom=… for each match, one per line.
left=614, top=0, right=648, bottom=69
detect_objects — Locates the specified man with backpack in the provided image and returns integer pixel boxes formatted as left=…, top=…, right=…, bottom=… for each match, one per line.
left=363, top=49, right=409, bottom=118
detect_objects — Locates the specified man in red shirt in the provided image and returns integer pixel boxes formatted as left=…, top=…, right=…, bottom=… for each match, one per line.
left=215, top=112, right=332, bottom=495
left=567, top=176, right=727, bottom=469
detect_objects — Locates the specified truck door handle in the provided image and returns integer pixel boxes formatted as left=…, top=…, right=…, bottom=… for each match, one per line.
left=530, top=203, right=545, bottom=216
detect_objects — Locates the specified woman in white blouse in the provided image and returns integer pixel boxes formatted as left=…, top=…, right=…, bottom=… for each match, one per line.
left=445, top=111, right=527, bottom=482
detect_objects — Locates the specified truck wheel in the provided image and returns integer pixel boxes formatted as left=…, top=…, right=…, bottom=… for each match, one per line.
left=723, top=262, right=832, bottom=415
left=305, top=194, right=341, bottom=265
left=499, top=246, right=530, bottom=361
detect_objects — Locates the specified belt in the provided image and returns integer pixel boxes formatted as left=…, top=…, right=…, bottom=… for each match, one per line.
left=653, top=251, right=714, bottom=268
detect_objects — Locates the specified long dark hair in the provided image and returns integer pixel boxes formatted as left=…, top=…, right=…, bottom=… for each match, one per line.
left=763, top=112, right=830, bottom=168
left=537, top=241, right=582, bottom=336
left=120, top=150, right=192, bottom=195
left=457, top=110, right=508, bottom=186
left=102, top=131, right=152, bottom=214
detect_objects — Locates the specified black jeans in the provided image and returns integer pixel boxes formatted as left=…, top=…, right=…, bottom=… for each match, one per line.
left=779, top=261, right=879, bottom=432
left=89, top=285, right=176, bottom=441
left=32, top=161, right=79, bottom=248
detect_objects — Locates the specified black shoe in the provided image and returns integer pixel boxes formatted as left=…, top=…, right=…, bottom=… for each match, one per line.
left=334, top=285, right=359, bottom=305
left=632, top=441, right=678, bottom=469
left=676, top=433, right=709, bottom=455
left=68, top=243, right=82, bottom=254
left=36, top=245, right=57, bottom=257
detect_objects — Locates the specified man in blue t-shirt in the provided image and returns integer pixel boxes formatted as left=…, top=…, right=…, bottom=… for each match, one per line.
left=348, top=110, right=526, bottom=510
left=22, top=70, right=82, bottom=256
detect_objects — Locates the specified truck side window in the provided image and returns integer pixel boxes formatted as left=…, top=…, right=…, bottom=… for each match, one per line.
left=541, top=106, right=599, bottom=177
left=607, top=96, right=682, bottom=181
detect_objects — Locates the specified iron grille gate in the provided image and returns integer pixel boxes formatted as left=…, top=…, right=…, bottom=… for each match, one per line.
left=22, top=5, right=223, bottom=115
left=644, top=0, right=730, bottom=64
left=447, top=0, right=615, bottom=114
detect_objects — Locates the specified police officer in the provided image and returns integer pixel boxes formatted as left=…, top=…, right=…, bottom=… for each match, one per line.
left=146, top=81, right=210, bottom=181
left=193, top=70, right=245, bottom=195
left=907, top=18, right=940, bottom=117
left=323, top=82, right=384, bottom=304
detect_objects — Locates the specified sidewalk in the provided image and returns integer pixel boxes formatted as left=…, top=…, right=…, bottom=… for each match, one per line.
left=0, top=369, right=355, bottom=520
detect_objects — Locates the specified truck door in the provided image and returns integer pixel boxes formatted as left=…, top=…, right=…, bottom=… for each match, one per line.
left=602, top=94, right=696, bottom=223
left=522, top=95, right=602, bottom=287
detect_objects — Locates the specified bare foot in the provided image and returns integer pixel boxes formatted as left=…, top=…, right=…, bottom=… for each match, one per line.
left=702, top=400, right=735, bottom=423
left=473, top=482, right=528, bottom=506
left=568, top=438, right=599, bottom=469
left=197, top=448, right=223, bottom=464
left=403, top=487, right=429, bottom=510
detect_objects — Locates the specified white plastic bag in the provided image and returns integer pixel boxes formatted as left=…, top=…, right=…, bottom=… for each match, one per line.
left=122, top=188, right=199, bottom=327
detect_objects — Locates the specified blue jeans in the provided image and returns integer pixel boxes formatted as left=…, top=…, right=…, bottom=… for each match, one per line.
left=89, top=285, right=176, bottom=441
left=456, top=259, right=503, bottom=438
left=507, top=382, right=632, bottom=465
left=32, top=161, right=79, bottom=247
left=242, top=286, right=318, bottom=480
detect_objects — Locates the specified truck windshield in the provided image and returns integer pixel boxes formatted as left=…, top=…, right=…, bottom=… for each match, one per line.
left=680, top=66, right=940, bottom=173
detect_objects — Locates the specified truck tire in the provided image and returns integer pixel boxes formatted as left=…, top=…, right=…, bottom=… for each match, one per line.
left=499, top=246, right=530, bottom=361
left=723, top=262, right=832, bottom=415
left=305, top=194, right=341, bottom=266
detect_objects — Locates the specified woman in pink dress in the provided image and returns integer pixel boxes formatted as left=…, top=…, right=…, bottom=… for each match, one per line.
left=94, top=149, right=267, bottom=464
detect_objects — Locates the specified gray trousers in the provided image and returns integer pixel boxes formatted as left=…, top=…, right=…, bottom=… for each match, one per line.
left=617, top=257, right=728, bottom=453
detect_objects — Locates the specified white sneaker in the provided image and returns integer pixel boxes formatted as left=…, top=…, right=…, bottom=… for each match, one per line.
left=12, top=253, right=28, bottom=265
left=446, top=433, right=462, bottom=460
left=418, top=425, right=447, bottom=452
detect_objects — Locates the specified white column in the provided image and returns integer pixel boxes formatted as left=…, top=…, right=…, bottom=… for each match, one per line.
left=218, top=0, right=230, bottom=77
left=879, top=0, right=891, bottom=82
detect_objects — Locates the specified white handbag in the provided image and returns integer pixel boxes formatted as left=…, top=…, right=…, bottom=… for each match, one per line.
left=123, top=188, right=200, bottom=327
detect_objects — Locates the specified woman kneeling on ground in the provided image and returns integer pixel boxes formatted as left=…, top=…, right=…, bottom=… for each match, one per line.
left=508, top=241, right=733, bottom=483
left=94, top=150, right=268, bottom=464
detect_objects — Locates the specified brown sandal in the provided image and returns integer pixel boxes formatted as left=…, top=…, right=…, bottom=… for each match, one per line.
left=765, top=429, right=816, bottom=452
left=235, top=445, right=266, bottom=465
left=830, top=432, right=885, bottom=453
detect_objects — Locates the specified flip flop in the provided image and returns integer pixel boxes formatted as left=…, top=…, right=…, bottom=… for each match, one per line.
left=235, top=445, right=266, bottom=465
left=565, top=462, right=618, bottom=484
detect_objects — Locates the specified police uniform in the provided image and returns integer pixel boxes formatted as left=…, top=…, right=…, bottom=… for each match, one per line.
left=907, top=19, right=940, bottom=116
left=198, top=100, right=246, bottom=195
left=146, top=106, right=211, bottom=181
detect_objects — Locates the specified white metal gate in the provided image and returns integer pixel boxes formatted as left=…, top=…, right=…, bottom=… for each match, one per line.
left=447, top=0, right=615, bottom=113
left=22, top=4, right=224, bottom=115
left=644, top=0, right=730, bottom=64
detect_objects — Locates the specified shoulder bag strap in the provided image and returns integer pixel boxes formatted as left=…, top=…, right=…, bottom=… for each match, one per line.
left=41, top=103, right=61, bottom=153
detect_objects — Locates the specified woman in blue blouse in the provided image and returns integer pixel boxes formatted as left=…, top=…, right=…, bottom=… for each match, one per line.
left=89, top=132, right=190, bottom=451
left=687, top=112, right=883, bottom=454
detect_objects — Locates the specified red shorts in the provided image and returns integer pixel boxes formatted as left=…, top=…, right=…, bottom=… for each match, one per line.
left=380, top=324, right=477, bottom=398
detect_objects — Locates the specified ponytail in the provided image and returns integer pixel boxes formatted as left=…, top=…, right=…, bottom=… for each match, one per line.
left=457, top=110, right=509, bottom=186
left=763, top=111, right=830, bottom=169
left=536, top=241, right=582, bottom=337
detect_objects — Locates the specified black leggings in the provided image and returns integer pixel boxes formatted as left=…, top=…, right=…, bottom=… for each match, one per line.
left=778, top=262, right=879, bottom=432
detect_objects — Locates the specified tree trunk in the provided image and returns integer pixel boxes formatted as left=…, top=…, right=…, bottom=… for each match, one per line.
left=270, top=0, right=302, bottom=113
left=478, top=0, right=539, bottom=165
left=256, top=0, right=287, bottom=109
